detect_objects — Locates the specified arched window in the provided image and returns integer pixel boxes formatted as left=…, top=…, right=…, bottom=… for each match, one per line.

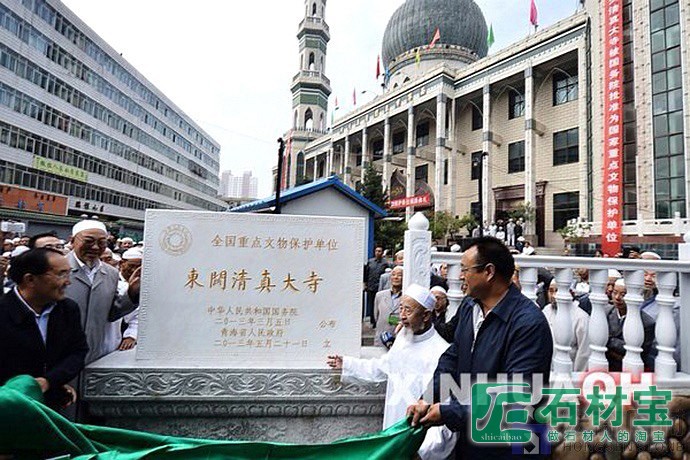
left=320, top=56, right=324, bottom=72
left=296, top=151, right=305, bottom=184
left=305, top=108, right=314, bottom=130
left=300, top=55, right=304, bottom=70
left=403, top=77, right=411, bottom=84
left=308, top=53, right=315, bottom=71
left=312, top=2, right=317, bottom=15
left=294, top=110, right=298, bottom=129
left=320, top=113, right=325, bottom=131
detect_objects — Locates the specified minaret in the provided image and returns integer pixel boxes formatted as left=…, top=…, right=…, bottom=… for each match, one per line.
left=291, top=0, right=331, bottom=133
left=281, top=0, right=332, bottom=190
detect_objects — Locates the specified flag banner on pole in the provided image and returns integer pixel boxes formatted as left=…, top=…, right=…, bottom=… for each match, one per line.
left=415, top=48, right=421, bottom=66
left=0, top=375, right=426, bottom=460
left=601, top=0, right=623, bottom=256
left=530, top=0, right=538, bottom=27
left=487, top=24, right=495, bottom=48
left=376, top=55, right=381, bottom=79
left=353, top=87, right=357, bottom=106
left=429, top=27, right=440, bottom=47
left=384, top=66, right=391, bottom=87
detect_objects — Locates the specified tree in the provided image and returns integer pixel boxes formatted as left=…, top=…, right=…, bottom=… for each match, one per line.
left=357, top=164, right=405, bottom=252
left=429, top=211, right=462, bottom=242
left=456, top=212, right=478, bottom=236
left=508, top=202, right=536, bottom=223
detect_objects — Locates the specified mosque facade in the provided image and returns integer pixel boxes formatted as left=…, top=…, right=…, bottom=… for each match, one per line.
left=279, top=0, right=690, bottom=252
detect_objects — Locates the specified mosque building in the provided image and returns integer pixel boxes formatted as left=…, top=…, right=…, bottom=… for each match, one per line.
left=278, top=0, right=690, bottom=253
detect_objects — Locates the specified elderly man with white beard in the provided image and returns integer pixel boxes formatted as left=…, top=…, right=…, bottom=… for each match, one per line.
left=327, top=284, right=456, bottom=459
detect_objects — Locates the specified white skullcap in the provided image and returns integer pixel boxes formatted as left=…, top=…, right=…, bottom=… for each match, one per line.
left=517, top=236, right=526, bottom=242
left=640, top=251, right=661, bottom=260
left=404, top=284, right=436, bottom=310
left=430, top=286, right=447, bottom=295
left=3, top=239, right=12, bottom=244
left=608, top=269, right=622, bottom=279
left=614, top=278, right=626, bottom=288
left=10, top=245, right=29, bottom=258
left=111, top=253, right=122, bottom=262
left=72, top=220, right=106, bottom=236
left=2, top=251, right=11, bottom=258
left=391, top=265, right=404, bottom=272
left=450, top=244, right=461, bottom=253
left=122, top=247, right=144, bottom=260
left=120, top=237, right=134, bottom=244
left=12, top=237, right=20, bottom=243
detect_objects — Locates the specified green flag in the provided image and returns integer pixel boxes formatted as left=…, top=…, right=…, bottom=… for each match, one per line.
left=0, top=375, right=426, bottom=459
left=487, top=23, right=495, bottom=48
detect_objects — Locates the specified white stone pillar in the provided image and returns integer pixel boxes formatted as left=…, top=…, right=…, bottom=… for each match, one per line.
left=520, top=265, right=539, bottom=305
left=622, top=270, right=645, bottom=376
left=344, top=135, right=351, bottom=185
left=361, top=126, right=369, bottom=182
left=383, top=117, right=391, bottom=192
left=552, top=268, right=574, bottom=376
left=524, top=66, right=536, bottom=237
left=448, top=97, right=457, bottom=215
left=446, top=256, right=462, bottom=319
left=587, top=268, right=610, bottom=371
left=313, top=155, right=318, bottom=180
left=435, top=93, right=447, bottom=213
left=327, top=143, right=334, bottom=175
left=406, top=106, right=416, bottom=221
left=403, top=212, right=431, bottom=292
left=482, top=83, right=492, bottom=225
left=654, top=271, right=678, bottom=379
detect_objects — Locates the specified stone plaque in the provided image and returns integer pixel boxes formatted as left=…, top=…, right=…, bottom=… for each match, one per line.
left=137, top=211, right=364, bottom=367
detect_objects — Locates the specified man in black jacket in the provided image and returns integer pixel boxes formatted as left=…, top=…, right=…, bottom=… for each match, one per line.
left=0, top=248, right=88, bottom=408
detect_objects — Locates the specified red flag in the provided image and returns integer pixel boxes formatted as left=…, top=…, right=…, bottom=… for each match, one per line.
left=335, top=96, right=339, bottom=108
left=376, top=55, right=381, bottom=79
left=429, top=28, right=440, bottom=47
left=352, top=87, right=357, bottom=106
left=530, top=0, right=538, bottom=27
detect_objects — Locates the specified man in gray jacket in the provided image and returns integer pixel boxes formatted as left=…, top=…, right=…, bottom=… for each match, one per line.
left=64, top=220, right=140, bottom=365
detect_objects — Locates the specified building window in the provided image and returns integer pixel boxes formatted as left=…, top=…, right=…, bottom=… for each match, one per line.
left=415, top=164, right=428, bottom=183
left=372, top=139, right=383, bottom=161
left=509, top=90, right=525, bottom=119
left=553, top=192, right=579, bottom=231
left=416, top=122, right=429, bottom=147
left=508, top=141, right=525, bottom=173
left=553, top=128, right=579, bottom=165
left=392, top=131, right=405, bottom=154
left=355, top=147, right=362, bottom=166
left=443, top=158, right=449, bottom=185
left=471, top=105, right=482, bottom=131
left=650, top=0, right=685, bottom=218
left=471, top=151, right=482, bottom=180
left=553, top=72, right=578, bottom=105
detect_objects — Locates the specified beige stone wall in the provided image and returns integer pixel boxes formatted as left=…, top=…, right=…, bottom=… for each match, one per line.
left=453, top=100, right=484, bottom=217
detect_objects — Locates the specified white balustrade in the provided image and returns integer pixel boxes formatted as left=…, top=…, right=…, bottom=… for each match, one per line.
left=403, top=212, right=690, bottom=389
left=621, top=270, right=645, bottom=376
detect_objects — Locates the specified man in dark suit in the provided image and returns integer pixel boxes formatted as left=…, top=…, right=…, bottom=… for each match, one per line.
left=0, top=248, right=88, bottom=409
left=408, top=237, right=553, bottom=459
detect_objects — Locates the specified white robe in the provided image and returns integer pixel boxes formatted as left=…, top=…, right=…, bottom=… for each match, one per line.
left=342, top=326, right=456, bottom=459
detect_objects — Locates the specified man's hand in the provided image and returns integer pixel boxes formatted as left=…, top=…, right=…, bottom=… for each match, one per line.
left=407, top=400, right=443, bottom=427
left=326, top=355, right=343, bottom=370
left=127, top=267, right=141, bottom=302
left=118, top=337, right=137, bottom=350
left=35, top=377, right=50, bottom=393
left=62, top=384, right=77, bottom=407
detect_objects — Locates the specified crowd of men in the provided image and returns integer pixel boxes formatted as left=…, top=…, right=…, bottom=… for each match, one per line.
left=0, top=221, right=142, bottom=418
left=347, top=238, right=682, bottom=459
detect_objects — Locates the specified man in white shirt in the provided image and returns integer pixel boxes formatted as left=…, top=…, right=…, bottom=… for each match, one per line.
left=327, top=284, right=456, bottom=459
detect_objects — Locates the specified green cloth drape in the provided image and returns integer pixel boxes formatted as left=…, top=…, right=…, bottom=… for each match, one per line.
left=0, top=375, right=425, bottom=459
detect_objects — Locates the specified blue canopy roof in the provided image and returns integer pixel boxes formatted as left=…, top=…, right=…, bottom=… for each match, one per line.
left=230, top=175, right=387, bottom=218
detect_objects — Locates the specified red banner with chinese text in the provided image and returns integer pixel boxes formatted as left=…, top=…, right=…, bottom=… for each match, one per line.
left=601, top=0, right=624, bottom=256
left=389, top=194, right=431, bottom=210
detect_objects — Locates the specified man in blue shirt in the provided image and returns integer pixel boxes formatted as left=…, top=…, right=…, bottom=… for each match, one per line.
left=408, top=237, right=553, bottom=459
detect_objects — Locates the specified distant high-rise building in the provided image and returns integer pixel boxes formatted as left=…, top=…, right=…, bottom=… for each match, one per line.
left=220, top=170, right=258, bottom=199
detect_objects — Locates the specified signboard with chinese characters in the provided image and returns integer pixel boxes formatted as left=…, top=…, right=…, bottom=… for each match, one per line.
left=389, top=194, right=432, bottom=210
left=137, top=211, right=364, bottom=367
left=600, top=0, right=623, bottom=256
left=32, top=156, right=88, bottom=182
